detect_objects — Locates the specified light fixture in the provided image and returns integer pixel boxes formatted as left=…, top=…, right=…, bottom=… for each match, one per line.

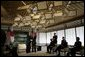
left=33, top=6, right=37, bottom=14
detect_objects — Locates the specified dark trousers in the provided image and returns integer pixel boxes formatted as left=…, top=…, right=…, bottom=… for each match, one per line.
left=10, top=47, right=18, bottom=56
left=55, top=45, right=66, bottom=55
left=68, top=47, right=81, bottom=56
left=47, top=45, right=53, bottom=53
left=26, top=45, right=31, bottom=53
left=0, top=47, right=4, bottom=56
left=32, top=45, right=36, bottom=52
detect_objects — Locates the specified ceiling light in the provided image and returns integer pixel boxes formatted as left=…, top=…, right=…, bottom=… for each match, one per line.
left=33, top=6, right=37, bottom=14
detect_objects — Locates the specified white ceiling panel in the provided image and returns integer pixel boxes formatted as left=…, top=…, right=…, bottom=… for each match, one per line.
left=54, top=1, right=63, bottom=6
left=45, top=13, right=52, bottom=19
left=37, top=1, right=47, bottom=10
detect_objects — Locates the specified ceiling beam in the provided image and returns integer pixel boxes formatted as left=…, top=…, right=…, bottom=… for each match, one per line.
left=46, top=14, right=84, bottom=28
left=1, top=6, right=8, bottom=17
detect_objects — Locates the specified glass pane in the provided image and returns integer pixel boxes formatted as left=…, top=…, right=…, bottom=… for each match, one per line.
left=66, top=28, right=76, bottom=45
left=76, top=26, right=84, bottom=46
left=47, top=32, right=51, bottom=44
left=39, top=33, right=46, bottom=44
left=57, top=30, right=64, bottom=44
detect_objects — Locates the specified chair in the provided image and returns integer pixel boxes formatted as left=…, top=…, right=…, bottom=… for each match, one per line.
left=76, top=48, right=84, bottom=56
left=60, top=47, right=69, bottom=56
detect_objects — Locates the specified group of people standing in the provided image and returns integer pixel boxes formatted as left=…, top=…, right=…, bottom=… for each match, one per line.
left=26, top=32, right=36, bottom=53
left=0, top=26, right=37, bottom=56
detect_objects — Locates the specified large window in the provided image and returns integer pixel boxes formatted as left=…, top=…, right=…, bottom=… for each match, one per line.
left=38, top=26, right=84, bottom=46
left=47, top=32, right=51, bottom=43
left=36, top=33, right=39, bottom=44
left=57, top=30, right=64, bottom=44
left=50, top=31, right=56, bottom=38
left=39, top=33, right=46, bottom=44
left=46, top=31, right=56, bottom=44
left=76, top=26, right=84, bottom=46
left=66, top=28, right=76, bottom=45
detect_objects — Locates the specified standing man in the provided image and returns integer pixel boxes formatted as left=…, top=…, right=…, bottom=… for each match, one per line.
left=0, top=29, right=6, bottom=56
left=32, top=32, right=36, bottom=52
left=26, top=32, right=31, bottom=53
left=53, top=33, right=57, bottom=45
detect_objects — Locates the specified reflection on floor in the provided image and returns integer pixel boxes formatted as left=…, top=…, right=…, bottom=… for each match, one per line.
left=18, top=51, right=57, bottom=56
left=18, top=50, right=81, bottom=56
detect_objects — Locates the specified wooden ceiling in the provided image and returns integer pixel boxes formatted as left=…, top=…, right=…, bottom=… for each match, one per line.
left=1, top=1, right=84, bottom=32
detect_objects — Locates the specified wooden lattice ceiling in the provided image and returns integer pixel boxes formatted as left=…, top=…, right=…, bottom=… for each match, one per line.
left=1, top=1, right=84, bottom=32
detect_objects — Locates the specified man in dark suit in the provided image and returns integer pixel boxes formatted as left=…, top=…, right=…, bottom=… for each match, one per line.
left=69, top=37, right=82, bottom=56
left=26, top=32, right=31, bottom=53
left=32, top=33, right=36, bottom=52
left=53, top=33, right=57, bottom=44
left=47, top=39, right=55, bottom=53
left=0, top=29, right=6, bottom=56
left=54, top=37, right=68, bottom=56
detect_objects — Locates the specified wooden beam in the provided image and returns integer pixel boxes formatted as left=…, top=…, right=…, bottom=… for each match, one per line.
left=46, top=14, right=84, bottom=28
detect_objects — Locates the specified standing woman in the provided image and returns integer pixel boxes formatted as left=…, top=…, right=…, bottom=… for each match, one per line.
left=6, top=26, right=15, bottom=47
left=6, top=26, right=16, bottom=56
left=5, top=27, right=11, bottom=50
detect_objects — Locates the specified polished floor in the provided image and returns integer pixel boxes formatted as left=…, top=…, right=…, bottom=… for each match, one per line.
left=18, top=49, right=82, bottom=56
